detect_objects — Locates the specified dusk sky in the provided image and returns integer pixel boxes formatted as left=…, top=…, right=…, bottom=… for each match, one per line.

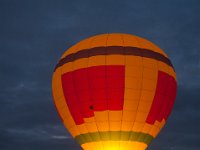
left=0, top=0, right=199, bottom=150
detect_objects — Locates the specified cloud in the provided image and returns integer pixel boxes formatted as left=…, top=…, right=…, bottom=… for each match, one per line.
left=0, top=127, right=80, bottom=150
left=51, top=135, right=71, bottom=139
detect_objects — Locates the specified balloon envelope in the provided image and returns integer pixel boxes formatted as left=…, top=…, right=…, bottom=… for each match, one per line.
left=52, top=33, right=177, bottom=150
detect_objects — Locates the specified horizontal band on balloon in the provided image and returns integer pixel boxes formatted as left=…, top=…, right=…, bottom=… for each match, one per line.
left=75, top=131, right=154, bottom=145
left=81, top=141, right=147, bottom=150
left=54, top=46, right=173, bottom=71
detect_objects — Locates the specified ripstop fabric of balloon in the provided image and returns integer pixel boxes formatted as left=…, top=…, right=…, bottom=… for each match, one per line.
left=52, top=33, right=177, bottom=150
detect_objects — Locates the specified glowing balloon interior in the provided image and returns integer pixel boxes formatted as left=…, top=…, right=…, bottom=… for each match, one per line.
left=52, top=33, right=177, bottom=150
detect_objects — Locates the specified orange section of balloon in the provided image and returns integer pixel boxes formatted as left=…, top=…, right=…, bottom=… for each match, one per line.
left=52, top=33, right=177, bottom=150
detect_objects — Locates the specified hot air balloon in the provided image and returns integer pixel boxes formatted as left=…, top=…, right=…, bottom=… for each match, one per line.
left=52, top=33, right=177, bottom=150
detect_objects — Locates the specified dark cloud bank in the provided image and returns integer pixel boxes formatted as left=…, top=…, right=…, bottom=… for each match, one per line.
left=0, top=0, right=199, bottom=150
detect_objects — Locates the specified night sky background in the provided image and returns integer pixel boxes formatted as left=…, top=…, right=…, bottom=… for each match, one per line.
left=0, top=0, right=199, bottom=150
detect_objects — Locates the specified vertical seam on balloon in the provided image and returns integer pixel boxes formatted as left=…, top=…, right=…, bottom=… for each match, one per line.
left=70, top=43, right=94, bottom=146
left=144, top=75, right=161, bottom=140
left=145, top=67, right=170, bottom=140
left=61, top=44, right=82, bottom=142
left=87, top=36, right=105, bottom=150
left=105, top=33, right=111, bottom=148
left=60, top=49, right=83, bottom=138
left=133, top=39, right=158, bottom=148
left=161, top=67, right=171, bottom=120
left=138, top=42, right=159, bottom=146
left=125, top=36, right=145, bottom=149
left=160, top=65, right=171, bottom=124
left=78, top=37, right=96, bottom=149
left=122, top=36, right=133, bottom=150
left=134, top=36, right=146, bottom=149
left=141, top=97, right=157, bottom=141
left=144, top=77, right=160, bottom=139
left=52, top=69, right=64, bottom=121
left=138, top=40, right=162, bottom=148
left=52, top=69, right=63, bottom=100
left=119, top=33, right=125, bottom=150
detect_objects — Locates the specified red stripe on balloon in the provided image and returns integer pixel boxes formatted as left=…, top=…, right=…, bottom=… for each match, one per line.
left=163, top=76, right=177, bottom=120
left=61, top=65, right=125, bottom=125
left=146, top=71, right=177, bottom=124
